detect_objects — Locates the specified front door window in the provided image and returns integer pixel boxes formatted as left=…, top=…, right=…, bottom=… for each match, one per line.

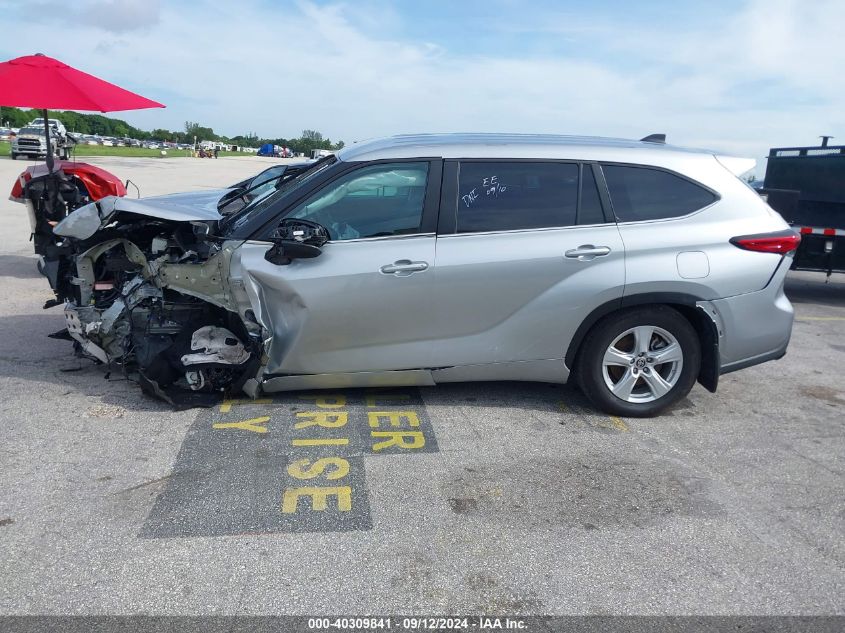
left=288, top=162, right=429, bottom=240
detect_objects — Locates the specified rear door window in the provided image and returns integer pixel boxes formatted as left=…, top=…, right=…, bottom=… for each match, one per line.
left=601, top=164, right=716, bottom=222
left=456, top=162, right=585, bottom=232
left=578, top=165, right=605, bottom=225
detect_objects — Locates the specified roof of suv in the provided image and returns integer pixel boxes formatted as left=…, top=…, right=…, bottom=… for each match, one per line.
left=336, top=133, right=721, bottom=163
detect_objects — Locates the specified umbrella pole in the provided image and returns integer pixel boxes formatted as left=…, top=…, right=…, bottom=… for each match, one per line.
left=42, top=108, right=54, bottom=172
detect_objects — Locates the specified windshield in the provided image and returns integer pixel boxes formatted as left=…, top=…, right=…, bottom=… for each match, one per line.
left=18, top=127, right=45, bottom=136
left=222, top=156, right=338, bottom=234
left=251, top=166, right=286, bottom=188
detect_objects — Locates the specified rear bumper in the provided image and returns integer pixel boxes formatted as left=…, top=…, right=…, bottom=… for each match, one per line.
left=711, top=255, right=794, bottom=374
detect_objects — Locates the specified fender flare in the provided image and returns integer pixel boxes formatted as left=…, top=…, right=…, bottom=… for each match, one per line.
left=564, top=292, right=720, bottom=393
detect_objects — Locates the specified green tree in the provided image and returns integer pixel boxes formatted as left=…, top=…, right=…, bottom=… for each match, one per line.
left=185, top=121, right=217, bottom=142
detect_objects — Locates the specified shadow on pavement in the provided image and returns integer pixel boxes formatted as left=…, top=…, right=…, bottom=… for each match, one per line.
left=0, top=311, right=604, bottom=416
left=785, top=272, right=845, bottom=307
left=0, top=255, right=42, bottom=279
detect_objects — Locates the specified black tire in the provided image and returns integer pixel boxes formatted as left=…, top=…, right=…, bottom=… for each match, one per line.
left=576, top=306, right=701, bottom=417
left=10, top=152, right=17, bottom=160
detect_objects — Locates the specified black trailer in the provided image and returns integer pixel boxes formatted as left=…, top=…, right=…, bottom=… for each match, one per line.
left=761, top=137, right=845, bottom=276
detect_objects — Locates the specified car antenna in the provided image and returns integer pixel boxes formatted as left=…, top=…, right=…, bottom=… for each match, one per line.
left=640, top=133, right=666, bottom=144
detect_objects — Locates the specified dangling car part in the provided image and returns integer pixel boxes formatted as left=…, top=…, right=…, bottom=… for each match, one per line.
left=9, top=161, right=127, bottom=307
left=37, top=157, right=335, bottom=407
left=53, top=219, right=264, bottom=407
left=9, top=160, right=309, bottom=309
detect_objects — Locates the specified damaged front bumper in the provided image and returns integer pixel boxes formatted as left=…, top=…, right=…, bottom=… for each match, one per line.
left=49, top=198, right=275, bottom=407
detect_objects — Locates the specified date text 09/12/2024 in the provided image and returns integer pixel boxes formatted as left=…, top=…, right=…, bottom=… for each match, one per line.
left=307, top=617, right=528, bottom=630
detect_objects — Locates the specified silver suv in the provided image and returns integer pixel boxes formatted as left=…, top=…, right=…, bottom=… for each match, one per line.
left=52, top=133, right=799, bottom=416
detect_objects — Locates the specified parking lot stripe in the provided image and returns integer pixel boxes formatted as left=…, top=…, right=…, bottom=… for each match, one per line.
left=291, top=438, right=350, bottom=446
left=795, top=316, right=845, bottom=321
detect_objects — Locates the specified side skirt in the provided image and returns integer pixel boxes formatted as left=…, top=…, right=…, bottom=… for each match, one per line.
left=261, top=369, right=435, bottom=393
left=258, top=359, right=569, bottom=394
left=431, top=358, right=568, bottom=384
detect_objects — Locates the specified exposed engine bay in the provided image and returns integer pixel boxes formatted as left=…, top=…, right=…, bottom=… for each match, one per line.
left=9, top=159, right=327, bottom=407
left=53, top=206, right=263, bottom=407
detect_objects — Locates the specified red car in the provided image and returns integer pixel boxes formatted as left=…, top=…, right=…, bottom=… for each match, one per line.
left=10, top=160, right=126, bottom=307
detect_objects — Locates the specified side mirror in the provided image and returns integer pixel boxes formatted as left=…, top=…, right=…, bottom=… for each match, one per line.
left=264, top=219, right=329, bottom=265
left=264, top=240, right=322, bottom=265
left=273, top=218, right=329, bottom=246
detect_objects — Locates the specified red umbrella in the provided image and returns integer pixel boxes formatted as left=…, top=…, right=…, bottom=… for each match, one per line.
left=0, top=53, right=164, bottom=170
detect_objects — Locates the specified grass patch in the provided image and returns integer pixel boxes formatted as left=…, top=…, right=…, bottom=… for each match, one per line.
left=69, top=145, right=191, bottom=158
left=0, top=141, right=256, bottom=160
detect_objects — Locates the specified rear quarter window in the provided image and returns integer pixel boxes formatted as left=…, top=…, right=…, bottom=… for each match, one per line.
left=602, top=164, right=716, bottom=222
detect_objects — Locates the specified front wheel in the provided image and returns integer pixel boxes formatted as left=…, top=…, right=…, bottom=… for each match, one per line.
left=576, top=306, right=701, bottom=417
left=10, top=152, right=17, bottom=160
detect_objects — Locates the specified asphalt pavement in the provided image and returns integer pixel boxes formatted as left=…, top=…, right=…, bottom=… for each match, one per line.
left=0, top=155, right=842, bottom=616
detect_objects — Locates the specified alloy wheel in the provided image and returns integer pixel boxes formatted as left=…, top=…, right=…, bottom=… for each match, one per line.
left=601, top=325, right=684, bottom=403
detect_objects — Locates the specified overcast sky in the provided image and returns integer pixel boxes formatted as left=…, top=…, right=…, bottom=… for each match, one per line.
left=1, top=0, right=842, bottom=171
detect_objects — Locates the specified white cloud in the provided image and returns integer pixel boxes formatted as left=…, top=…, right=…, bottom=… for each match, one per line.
left=21, top=0, right=160, bottom=33
left=2, top=0, right=842, bottom=172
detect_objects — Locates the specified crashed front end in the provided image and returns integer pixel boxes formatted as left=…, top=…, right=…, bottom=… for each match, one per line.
left=52, top=197, right=267, bottom=407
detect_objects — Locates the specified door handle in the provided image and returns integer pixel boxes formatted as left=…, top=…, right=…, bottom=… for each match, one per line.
left=379, top=259, right=429, bottom=276
left=564, top=244, right=611, bottom=261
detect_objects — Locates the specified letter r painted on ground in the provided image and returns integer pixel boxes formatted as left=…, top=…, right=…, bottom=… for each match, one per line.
left=370, top=431, right=425, bottom=451
left=294, top=411, right=349, bottom=429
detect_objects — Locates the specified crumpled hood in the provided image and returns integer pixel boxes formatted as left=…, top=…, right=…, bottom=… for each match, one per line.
left=116, top=189, right=231, bottom=221
left=54, top=189, right=231, bottom=240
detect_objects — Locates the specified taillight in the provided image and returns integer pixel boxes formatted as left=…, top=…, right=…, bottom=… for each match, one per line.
left=730, top=229, right=801, bottom=254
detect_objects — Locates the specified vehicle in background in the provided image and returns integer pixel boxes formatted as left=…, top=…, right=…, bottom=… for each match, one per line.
left=29, top=117, right=68, bottom=138
left=258, top=143, right=291, bottom=157
left=258, top=143, right=272, bottom=156
left=40, top=134, right=797, bottom=415
left=11, top=125, right=53, bottom=159
left=310, top=148, right=333, bottom=160
left=758, top=136, right=845, bottom=276
left=12, top=122, right=78, bottom=160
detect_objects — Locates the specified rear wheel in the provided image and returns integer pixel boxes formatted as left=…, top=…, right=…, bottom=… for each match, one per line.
left=576, top=306, right=700, bottom=417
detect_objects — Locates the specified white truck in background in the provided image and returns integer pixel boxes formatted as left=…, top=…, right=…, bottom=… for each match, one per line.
left=11, top=118, right=74, bottom=160
left=29, top=117, right=68, bottom=138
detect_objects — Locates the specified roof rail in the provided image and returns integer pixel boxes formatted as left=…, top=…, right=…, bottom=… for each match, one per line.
left=640, top=133, right=666, bottom=144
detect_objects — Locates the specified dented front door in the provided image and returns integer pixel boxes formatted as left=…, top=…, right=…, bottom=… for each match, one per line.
left=234, top=235, right=436, bottom=375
